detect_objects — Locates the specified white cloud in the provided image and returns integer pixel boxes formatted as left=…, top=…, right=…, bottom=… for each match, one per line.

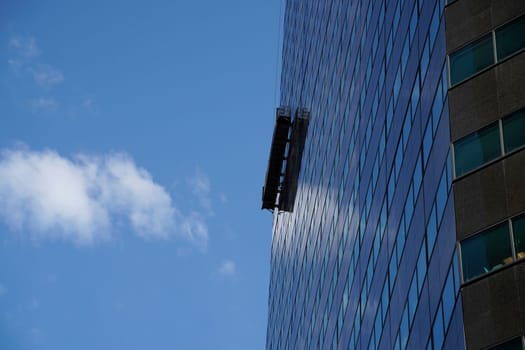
left=31, top=64, right=64, bottom=87
left=0, top=148, right=208, bottom=247
left=0, top=284, right=7, bottom=297
left=9, top=36, right=40, bottom=58
left=218, top=260, right=236, bottom=277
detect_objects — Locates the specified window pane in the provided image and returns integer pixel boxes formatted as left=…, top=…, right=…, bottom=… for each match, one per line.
left=512, top=215, right=525, bottom=260
left=503, top=110, right=525, bottom=153
left=496, top=15, right=525, bottom=60
left=454, top=122, right=501, bottom=177
left=450, top=34, right=494, bottom=86
left=488, top=336, right=523, bottom=350
left=461, top=222, right=512, bottom=282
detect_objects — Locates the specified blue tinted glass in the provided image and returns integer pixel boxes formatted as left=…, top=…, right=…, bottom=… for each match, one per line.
left=503, top=109, right=525, bottom=153
left=417, top=241, right=427, bottom=292
left=449, top=34, right=494, bottom=86
left=423, top=121, right=433, bottom=166
left=394, top=68, right=402, bottom=102
left=432, top=88, right=443, bottom=137
left=389, top=254, right=398, bottom=289
left=400, top=306, right=410, bottom=349
left=402, top=34, right=410, bottom=74
left=393, top=3, right=400, bottom=34
left=403, top=113, right=411, bottom=149
left=421, top=39, right=430, bottom=81
left=496, top=15, right=525, bottom=60
left=442, top=268, right=455, bottom=328
left=395, top=144, right=403, bottom=179
left=386, top=98, right=394, bottom=133
left=408, top=275, right=418, bottom=321
left=513, top=215, right=525, bottom=259
left=454, top=122, right=501, bottom=176
left=411, top=73, right=420, bottom=118
left=436, top=170, right=448, bottom=223
left=386, top=32, right=393, bottom=65
left=427, top=206, right=437, bottom=256
left=461, top=222, right=512, bottom=282
left=409, top=4, right=418, bottom=45
left=429, top=4, right=440, bottom=48
left=388, top=172, right=395, bottom=208
left=432, top=305, right=444, bottom=350
left=413, top=155, right=423, bottom=196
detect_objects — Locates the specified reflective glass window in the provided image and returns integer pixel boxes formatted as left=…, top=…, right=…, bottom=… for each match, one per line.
left=403, top=112, right=411, bottom=149
left=427, top=205, right=437, bottom=256
left=436, top=170, right=448, bottom=223
left=454, top=122, right=501, bottom=177
left=408, top=275, right=418, bottom=321
left=496, top=15, right=525, bottom=60
left=421, top=38, right=430, bottom=81
left=400, top=306, right=409, bottom=349
left=512, top=215, right=525, bottom=260
left=461, top=222, right=512, bottom=282
left=432, top=305, right=444, bottom=350
left=417, top=241, right=427, bottom=292
left=449, top=34, right=494, bottom=86
left=503, top=109, right=525, bottom=153
left=409, top=4, right=417, bottom=45
left=423, top=121, right=433, bottom=166
left=442, top=268, right=455, bottom=328
left=429, top=4, right=440, bottom=48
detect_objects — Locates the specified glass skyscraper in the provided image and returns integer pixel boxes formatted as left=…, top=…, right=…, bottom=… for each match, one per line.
left=262, top=0, right=525, bottom=349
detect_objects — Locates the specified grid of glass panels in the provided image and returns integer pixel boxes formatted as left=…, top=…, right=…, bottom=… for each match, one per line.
left=266, top=0, right=464, bottom=349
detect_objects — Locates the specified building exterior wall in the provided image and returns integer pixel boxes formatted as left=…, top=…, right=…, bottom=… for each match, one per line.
left=445, top=0, right=525, bottom=349
left=266, top=0, right=466, bottom=349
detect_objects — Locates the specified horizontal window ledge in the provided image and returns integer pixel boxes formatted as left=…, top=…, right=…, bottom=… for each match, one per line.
left=453, top=144, right=525, bottom=183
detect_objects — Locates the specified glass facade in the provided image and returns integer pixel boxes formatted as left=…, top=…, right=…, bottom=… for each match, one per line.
left=266, top=0, right=464, bottom=349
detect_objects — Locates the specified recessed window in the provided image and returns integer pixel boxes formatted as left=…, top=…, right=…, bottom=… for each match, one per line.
left=496, top=15, right=525, bottom=60
left=449, top=34, right=494, bottom=86
left=513, top=215, right=525, bottom=261
left=461, top=222, right=512, bottom=282
left=453, top=122, right=501, bottom=177
left=503, top=110, right=525, bottom=153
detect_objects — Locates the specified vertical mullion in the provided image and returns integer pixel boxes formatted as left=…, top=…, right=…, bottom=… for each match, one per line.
left=509, top=218, right=517, bottom=261
left=492, top=31, right=498, bottom=63
left=499, top=119, right=505, bottom=156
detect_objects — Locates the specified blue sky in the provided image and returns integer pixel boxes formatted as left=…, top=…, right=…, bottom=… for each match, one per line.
left=0, top=1, right=282, bottom=349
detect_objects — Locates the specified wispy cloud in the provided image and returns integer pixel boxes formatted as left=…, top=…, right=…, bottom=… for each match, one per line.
left=0, top=147, right=208, bottom=248
left=218, top=260, right=236, bottom=277
left=30, top=97, right=57, bottom=111
left=31, top=64, right=64, bottom=87
left=8, top=35, right=65, bottom=110
left=0, top=284, right=7, bottom=297
left=9, top=36, right=40, bottom=58
left=187, top=169, right=213, bottom=214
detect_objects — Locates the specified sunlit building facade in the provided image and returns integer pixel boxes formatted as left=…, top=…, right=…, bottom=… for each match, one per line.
left=263, top=0, right=525, bottom=349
